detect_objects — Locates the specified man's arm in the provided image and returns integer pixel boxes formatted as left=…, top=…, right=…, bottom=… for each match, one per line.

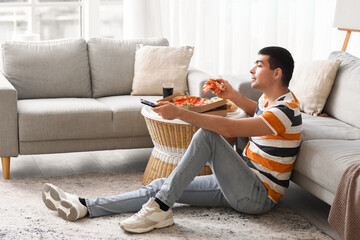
left=212, top=79, right=258, bottom=116
left=153, top=102, right=273, bottom=138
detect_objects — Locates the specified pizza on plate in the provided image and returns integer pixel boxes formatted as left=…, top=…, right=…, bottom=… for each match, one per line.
left=173, top=96, right=212, bottom=107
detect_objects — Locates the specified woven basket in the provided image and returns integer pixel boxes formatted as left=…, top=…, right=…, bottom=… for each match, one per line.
left=142, top=117, right=213, bottom=185
left=144, top=117, right=198, bottom=148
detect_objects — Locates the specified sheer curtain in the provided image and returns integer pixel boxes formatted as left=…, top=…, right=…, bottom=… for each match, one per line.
left=124, top=0, right=360, bottom=76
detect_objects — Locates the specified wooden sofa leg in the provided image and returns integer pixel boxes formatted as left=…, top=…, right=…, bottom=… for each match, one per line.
left=1, top=157, right=10, bottom=180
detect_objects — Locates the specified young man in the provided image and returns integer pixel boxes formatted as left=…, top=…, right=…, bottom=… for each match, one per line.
left=42, top=46, right=302, bottom=234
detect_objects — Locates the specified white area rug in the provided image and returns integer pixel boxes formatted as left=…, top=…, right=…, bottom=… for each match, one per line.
left=0, top=172, right=332, bottom=240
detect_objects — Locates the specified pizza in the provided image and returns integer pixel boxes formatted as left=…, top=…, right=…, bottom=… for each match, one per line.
left=202, top=78, right=225, bottom=93
left=173, top=96, right=212, bottom=107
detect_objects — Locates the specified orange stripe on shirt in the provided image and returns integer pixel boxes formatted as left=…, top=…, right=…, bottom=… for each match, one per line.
left=286, top=100, right=299, bottom=109
left=262, top=182, right=283, bottom=203
left=261, top=111, right=286, bottom=135
left=260, top=132, right=301, bottom=141
left=290, top=91, right=299, bottom=103
left=246, top=148, right=294, bottom=173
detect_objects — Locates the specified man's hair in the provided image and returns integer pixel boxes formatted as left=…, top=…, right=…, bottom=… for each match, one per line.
left=258, top=46, right=294, bottom=87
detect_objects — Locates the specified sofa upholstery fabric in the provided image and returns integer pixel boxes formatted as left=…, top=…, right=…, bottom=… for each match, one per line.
left=1, top=39, right=91, bottom=99
left=18, top=98, right=113, bottom=141
left=293, top=139, right=360, bottom=194
left=19, top=137, right=153, bottom=155
left=97, top=95, right=162, bottom=138
left=325, top=51, right=360, bottom=128
left=0, top=74, right=18, bottom=156
left=301, top=113, right=360, bottom=141
left=88, top=37, right=169, bottom=98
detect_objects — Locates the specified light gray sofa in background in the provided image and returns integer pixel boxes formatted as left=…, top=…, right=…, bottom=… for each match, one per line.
left=0, top=37, right=215, bottom=180
left=238, top=51, right=360, bottom=206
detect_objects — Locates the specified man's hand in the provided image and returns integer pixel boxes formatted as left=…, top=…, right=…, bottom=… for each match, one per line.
left=152, top=101, right=183, bottom=120
left=211, top=79, right=237, bottom=100
left=212, top=78, right=258, bottom=117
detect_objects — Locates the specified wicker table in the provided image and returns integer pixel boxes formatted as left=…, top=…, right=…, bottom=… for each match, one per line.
left=141, top=105, right=246, bottom=185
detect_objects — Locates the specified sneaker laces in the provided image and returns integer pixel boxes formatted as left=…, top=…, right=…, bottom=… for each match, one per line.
left=134, top=205, right=153, bottom=217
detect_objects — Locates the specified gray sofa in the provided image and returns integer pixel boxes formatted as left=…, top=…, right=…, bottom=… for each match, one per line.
left=291, top=51, right=360, bottom=205
left=238, top=51, right=360, bottom=206
left=0, top=37, right=212, bottom=180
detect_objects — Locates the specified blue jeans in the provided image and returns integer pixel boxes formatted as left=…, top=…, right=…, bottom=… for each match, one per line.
left=86, top=129, right=275, bottom=217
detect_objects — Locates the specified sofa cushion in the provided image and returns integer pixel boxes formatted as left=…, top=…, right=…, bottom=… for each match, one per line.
left=301, top=113, right=360, bottom=141
left=1, top=39, right=91, bottom=99
left=18, top=98, right=113, bottom=142
left=96, top=95, right=162, bottom=138
left=131, top=45, right=194, bottom=96
left=294, top=139, right=360, bottom=194
left=324, top=51, right=360, bottom=128
left=289, top=60, right=340, bottom=115
left=87, top=37, right=169, bottom=98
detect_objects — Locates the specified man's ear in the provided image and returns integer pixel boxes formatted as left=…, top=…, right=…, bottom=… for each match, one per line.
left=274, top=68, right=282, bottom=80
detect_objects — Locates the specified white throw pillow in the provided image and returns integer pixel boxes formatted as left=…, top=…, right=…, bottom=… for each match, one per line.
left=131, top=45, right=194, bottom=95
left=289, top=60, right=341, bottom=115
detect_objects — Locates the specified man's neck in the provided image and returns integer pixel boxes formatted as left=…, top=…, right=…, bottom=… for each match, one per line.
left=263, top=87, right=290, bottom=105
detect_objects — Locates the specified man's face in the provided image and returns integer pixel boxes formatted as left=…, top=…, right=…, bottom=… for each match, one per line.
left=249, top=55, right=276, bottom=91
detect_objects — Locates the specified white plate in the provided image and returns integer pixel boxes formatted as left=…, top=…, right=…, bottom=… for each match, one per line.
left=211, top=97, right=223, bottom=102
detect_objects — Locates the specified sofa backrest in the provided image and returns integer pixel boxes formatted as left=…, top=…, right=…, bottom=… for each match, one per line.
left=87, top=37, right=169, bottom=98
left=1, top=39, right=91, bottom=99
left=324, top=51, right=360, bottom=128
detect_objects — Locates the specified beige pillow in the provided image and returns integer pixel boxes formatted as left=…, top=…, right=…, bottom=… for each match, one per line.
left=289, top=60, right=341, bottom=115
left=131, top=45, right=194, bottom=95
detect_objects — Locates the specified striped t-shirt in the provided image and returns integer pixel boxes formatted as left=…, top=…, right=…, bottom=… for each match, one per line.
left=242, top=91, right=302, bottom=203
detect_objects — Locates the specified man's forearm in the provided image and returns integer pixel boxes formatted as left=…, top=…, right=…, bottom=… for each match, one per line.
left=176, top=108, right=210, bottom=128
left=230, top=93, right=257, bottom=116
left=176, top=108, right=231, bottom=136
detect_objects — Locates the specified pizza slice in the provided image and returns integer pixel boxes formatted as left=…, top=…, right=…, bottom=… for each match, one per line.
left=173, top=96, right=212, bottom=106
left=202, top=78, right=225, bottom=93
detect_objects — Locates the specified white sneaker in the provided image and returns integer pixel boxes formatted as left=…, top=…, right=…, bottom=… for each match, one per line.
left=42, top=183, right=88, bottom=221
left=120, top=197, right=174, bottom=233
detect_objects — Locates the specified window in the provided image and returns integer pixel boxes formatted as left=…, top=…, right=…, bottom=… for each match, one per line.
left=99, top=0, right=123, bottom=39
left=0, top=0, right=123, bottom=72
left=0, top=0, right=123, bottom=41
left=0, top=0, right=82, bottom=41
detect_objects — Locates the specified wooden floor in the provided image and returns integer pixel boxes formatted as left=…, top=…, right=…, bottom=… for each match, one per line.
left=1, top=148, right=340, bottom=239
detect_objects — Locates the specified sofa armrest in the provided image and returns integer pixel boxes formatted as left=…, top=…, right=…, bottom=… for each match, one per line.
left=0, top=73, right=19, bottom=157
left=187, top=67, right=214, bottom=98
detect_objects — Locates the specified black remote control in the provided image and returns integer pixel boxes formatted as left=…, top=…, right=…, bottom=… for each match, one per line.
left=140, top=99, right=157, bottom=108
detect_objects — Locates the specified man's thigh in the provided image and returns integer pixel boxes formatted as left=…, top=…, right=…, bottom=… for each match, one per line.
left=204, top=131, right=270, bottom=213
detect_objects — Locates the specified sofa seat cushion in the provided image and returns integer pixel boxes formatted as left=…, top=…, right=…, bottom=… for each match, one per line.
left=302, top=113, right=360, bottom=141
left=294, top=139, right=360, bottom=194
left=96, top=95, right=162, bottom=138
left=18, top=98, right=113, bottom=142
left=2, top=39, right=91, bottom=99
